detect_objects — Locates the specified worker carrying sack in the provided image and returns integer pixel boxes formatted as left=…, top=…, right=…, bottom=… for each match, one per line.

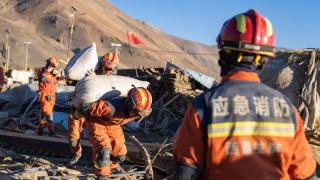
left=72, top=75, right=150, bottom=110
left=65, top=42, right=98, bottom=81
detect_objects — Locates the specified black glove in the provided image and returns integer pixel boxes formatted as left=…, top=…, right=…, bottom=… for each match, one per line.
left=46, top=95, right=52, bottom=102
left=175, top=163, right=201, bottom=180
left=73, top=110, right=82, bottom=120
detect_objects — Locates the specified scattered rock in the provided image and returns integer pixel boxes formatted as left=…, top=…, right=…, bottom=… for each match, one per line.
left=57, top=167, right=82, bottom=176
left=16, top=170, right=48, bottom=179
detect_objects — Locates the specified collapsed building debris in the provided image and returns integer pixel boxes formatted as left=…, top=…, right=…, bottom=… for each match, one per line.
left=3, top=51, right=320, bottom=178
left=0, top=63, right=212, bottom=179
left=260, top=49, right=320, bottom=132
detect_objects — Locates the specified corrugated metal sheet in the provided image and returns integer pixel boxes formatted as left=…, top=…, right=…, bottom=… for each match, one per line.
left=166, top=62, right=216, bottom=89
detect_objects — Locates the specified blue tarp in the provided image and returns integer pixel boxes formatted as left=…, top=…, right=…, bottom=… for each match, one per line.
left=0, top=83, right=74, bottom=117
left=53, top=111, right=87, bottom=137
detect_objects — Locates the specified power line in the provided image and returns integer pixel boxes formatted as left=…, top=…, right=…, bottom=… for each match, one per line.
left=107, top=43, right=218, bottom=56
left=131, top=46, right=218, bottom=56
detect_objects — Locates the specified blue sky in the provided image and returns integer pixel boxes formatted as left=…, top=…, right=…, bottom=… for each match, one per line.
left=109, top=0, right=320, bottom=49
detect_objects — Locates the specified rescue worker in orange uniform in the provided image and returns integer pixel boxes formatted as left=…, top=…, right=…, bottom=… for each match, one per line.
left=37, top=57, right=59, bottom=135
left=74, top=87, right=152, bottom=179
left=68, top=52, right=120, bottom=166
left=173, top=9, right=316, bottom=180
left=96, top=52, right=120, bottom=75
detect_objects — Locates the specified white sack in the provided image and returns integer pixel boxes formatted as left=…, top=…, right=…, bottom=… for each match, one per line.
left=73, top=75, right=150, bottom=109
left=65, top=42, right=98, bottom=81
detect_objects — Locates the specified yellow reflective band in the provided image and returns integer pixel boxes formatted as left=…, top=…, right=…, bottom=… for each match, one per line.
left=265, top=18, right=273, bottom=37
left=236, top=14, right=246, bottom=33
left=208, top=121, right=295, bottom=138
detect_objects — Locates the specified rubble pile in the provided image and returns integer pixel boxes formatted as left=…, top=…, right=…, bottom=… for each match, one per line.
left=123, top=67, right=204, bottom=142
left=260, top=49, right=320, bottom=131
left=0, top=66, right=209, bottom=179
left=0, top=146, right=95, bottom=179
left=134, top=67, right=203, bottom=120
left=154, top=69, right=203, bottom=126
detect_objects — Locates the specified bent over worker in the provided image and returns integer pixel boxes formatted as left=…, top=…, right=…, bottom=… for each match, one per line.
left=68, top=51, right=120, bottom=166
left=37, top=57, right=59, bottom=135
left=75, top=87, right=152, bottom=179
left=173, top=9, right=316, bottom=180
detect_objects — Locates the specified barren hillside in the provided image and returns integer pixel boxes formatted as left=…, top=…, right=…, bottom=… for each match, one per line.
left=0, top=0, right=219, bottom=78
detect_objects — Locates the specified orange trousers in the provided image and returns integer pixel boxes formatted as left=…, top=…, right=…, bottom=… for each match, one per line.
left=68, top=115, right=86, bottom=156
left=39, top=93, right=56, bottom=117
left=85, top=120, right=127, bottom=176
left=38, top=93, right=56, bottom=132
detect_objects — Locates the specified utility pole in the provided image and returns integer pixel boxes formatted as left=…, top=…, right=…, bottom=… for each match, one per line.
left=111, top=43, right=122, bottom=55
left=66, top=6, right=86, bottom=63
left=66, top=12, right=76, bottom=62
left=4, top=29, right=10, bottom=71
left=24, top=41, right=32, bottom=70
left=6, top=46, right=10, bottom=71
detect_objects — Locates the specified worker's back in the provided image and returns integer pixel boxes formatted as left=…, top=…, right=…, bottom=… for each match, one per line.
left=174, top=8, right=316, bottom=180
left=188, top=74, right=315, bottom=180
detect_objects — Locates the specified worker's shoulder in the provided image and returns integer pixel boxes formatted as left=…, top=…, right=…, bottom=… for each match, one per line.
left=217, top=80, right=288, bottom=97
left=192, top=80, right=294, bottom=108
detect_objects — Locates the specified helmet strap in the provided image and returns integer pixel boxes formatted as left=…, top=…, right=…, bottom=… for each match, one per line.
left=254, top=55, right=262, bottom=65
left=237, top=53, right=243, bottom=63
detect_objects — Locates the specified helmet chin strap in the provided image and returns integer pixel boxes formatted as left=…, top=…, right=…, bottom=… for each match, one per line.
left=219, top=50, right=263, bottom=76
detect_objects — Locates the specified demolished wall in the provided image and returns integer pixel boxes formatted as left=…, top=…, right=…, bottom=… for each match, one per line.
left=260, top=49, right=320, bottom=131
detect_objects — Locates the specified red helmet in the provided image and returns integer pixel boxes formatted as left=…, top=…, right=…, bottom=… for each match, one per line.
left=128, top=87, right=152, bottom=112
left=217, top=9, right=275, bottom=57
left=47, top=57, right=58, bottom=67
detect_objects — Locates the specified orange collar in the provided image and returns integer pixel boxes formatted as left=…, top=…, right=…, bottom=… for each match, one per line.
left=222, top=71, right=261, bottom=83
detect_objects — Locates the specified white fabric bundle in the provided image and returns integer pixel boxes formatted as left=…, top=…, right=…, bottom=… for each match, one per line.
left=65, top=42, right=98, bottom=81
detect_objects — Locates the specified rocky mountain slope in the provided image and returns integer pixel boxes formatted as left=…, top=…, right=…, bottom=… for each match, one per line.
left=0, top=0, right=219, bottom=78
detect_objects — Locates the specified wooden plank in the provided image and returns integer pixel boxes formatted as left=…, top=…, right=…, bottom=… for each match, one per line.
left=0, top=129, right=161, bottom=162
left=0, top=129, right=91, bottom=158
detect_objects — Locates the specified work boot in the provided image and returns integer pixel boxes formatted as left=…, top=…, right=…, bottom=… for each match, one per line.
left=37, top=119, right=46, bottom=136
left=67, top=154, right=82, bottom=167
left=47, top=122, right=55, bottom=135
left=37, top=127, right=44, bottom=135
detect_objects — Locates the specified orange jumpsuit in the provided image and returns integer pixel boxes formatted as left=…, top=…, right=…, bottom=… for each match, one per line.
left=38, top=68, right=58, bottom=133
left=85, top=100, right=140, bottom=176
left=174, top=71, right=316, bottom=180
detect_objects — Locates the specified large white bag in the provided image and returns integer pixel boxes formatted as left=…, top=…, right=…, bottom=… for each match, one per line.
left=73, top=75, right=150, bottom=109
left=65, top=42, right=98, bottom=81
